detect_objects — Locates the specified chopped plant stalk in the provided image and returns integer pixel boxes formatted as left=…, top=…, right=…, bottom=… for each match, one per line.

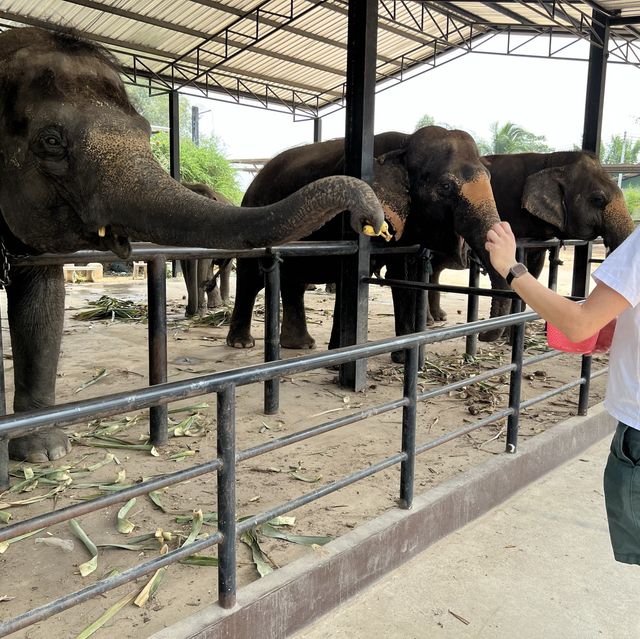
left=115, top=469, right=127, bottom=484
left=69, top=519, right=99, bottom=577
left=134, top=545, right=168, bottom=607
left=180, top=555, right=218, bottom=566
left=192, top=307, right=232, bottom=327
left=75, top=589, right=137, bottom=639
left=267, top=516, right=296, bottom=527
left=85, top=454, right=116, bottom=472
left=0, top=484, right=68, bottom=509
left=0, top=511, right=11, bottom=524
left=23, top=467, right=34, bottom=480
left=182, top=509, right=204, bottom=547
left=175, top=512, right=217, bottom=525
left=98, top=533, right=158, bottom=551
left=260, top=523, right=332, bottom=546
left=289, top=469, right=322, bottom=483
left=73, top=295, right=147, bottom=322
left=148, top=490, right=167, bottom=512
left=0, top=528, right=44, bottom=554
left=168, top=403, right=209, bottom=414
left=74, top=368, right=109, bottom=394
left=73, top=440, right=155, bottom=452
left=117, top=498, right=136, bottom=534
left=168, top=450, right=196, bottom=462
left=171, top=414, right=206, bottom=437
left=240, top=529, right=275, bottom=578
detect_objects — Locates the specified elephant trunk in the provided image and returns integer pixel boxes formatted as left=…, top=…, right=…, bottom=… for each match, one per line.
left=81, top=127, right=384, bottom=257
left=602, top=195, right=635, bottom=251
left=459, top=173, right=511, bottom=342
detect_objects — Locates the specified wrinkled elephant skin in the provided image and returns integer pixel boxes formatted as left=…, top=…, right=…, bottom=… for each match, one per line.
left=0, top=27, right=384, bottom=468
left=227, top=126, right=510, bottom=359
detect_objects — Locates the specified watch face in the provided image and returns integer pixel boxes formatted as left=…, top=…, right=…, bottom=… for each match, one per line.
left=510, top=263, right=528, bottom=278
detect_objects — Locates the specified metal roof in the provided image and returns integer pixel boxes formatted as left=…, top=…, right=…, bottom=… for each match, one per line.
left=2, top=1, right=640, bottom=118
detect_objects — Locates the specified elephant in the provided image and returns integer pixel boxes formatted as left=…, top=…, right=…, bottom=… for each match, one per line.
left=180, top=183, right=233, bottom=317
left=226, top=126, right=511, bottom=360
left=0, top=26, right=385, bottom=465
left=426, top=151, right=635, bottom=328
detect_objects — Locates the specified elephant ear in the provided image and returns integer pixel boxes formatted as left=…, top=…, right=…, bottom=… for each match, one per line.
left=521, top=167, right=567, bottom=231
left=372, top=150, right=409, bottom=241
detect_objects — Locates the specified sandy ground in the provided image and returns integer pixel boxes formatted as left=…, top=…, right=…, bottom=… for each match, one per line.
left=0, top=246, right=609, bottom=638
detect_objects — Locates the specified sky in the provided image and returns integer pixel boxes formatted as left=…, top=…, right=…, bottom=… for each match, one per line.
left=186, top=34, right=640, bottom=187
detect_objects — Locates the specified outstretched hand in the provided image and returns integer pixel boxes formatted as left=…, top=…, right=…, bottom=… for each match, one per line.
left=485, top=222, right=518, bottom=279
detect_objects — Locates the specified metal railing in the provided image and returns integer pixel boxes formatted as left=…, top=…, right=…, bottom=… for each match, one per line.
left=0, top=238, right=607, bottom=636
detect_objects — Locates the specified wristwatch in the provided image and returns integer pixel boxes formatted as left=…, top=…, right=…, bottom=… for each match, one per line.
left=506, top=262, right=528, bottom=286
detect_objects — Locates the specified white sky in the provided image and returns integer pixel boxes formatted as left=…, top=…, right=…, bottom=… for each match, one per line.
left=188, top=34, right=640, bottom=185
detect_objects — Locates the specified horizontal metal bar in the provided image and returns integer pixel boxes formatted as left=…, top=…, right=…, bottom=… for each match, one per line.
left=369, top=244, right=421, bottom=255
left=364, top=277, right=518, bottom=298
left=520, top=379, right=585, bottom=410
left=517, top=238, right=597, bottom=248
left=416, top=408, right=514, bottom=455
left=0, top=530, right=222, bottom=637
left=522, top=350, right=561, bottom=367
left=12, top=241, right=359, bottom=266
left=417, top=363, right=515, bottom=402
left=0, top=311, right=538, bottom=440
left=237, top=398, right=408, bottom=462
left=236, top=451, right=407, bottom=534
left=0, top=458, right=221, bottom=543
left=590, top=366, right=609, bottom=380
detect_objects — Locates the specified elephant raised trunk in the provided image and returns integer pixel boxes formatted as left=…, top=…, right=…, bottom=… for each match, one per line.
left=602, top=195, right=635, bottom=251
left=459, top=172, right=511, bottom=342
left=80, top=126, right=384, bottom=258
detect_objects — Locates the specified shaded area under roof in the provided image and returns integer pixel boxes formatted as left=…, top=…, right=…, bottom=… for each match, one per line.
left=2, top=1, right=640, bottom=117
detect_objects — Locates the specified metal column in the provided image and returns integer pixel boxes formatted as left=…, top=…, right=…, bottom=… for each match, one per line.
left=313, top=117, right=322, bottom=143
left=337, top=0, right=377, bottom=390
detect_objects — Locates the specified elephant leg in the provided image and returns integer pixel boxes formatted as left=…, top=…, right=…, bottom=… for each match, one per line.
left=219, top=260, right=232, bottom=304
left=180, top=259, right=198, bottom=318
left=428, top=264, right=447, bottom=323
left=7, top=265, right=71, bottom=462
left=196, top=259, right=218, bottom=312
left=281, top=280, right=315, bottom=349
left=386, top=256, right=416, bottom=364
left=226, top=258, right=263, bottom=348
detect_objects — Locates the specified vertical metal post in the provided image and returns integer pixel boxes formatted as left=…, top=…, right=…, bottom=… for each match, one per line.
left=506, top=247, right=525, bottom=453
left=263, top=252, right=281, bottom=415
left=0, top=309, right=7, bottom=490
left=169, top=90, right=180, bottom=278
left=337, top=0, right=377, bottom=390
left=571, top=243, right=592, bottom=299
left=415, top=251, right=428, bottom=368
left=313, top=117, right=322, bottom=143
left=0, top=308, right=7, bottom=417
left=217, top=385, right=237, bottom=609
left=582, top=10, right=609, bottom=155
left=191, top=105, right=200, bottom=146
left=399, top=345, right=418, bottom=509
left=578, top=354, right=592, bottom=416
left=547, top=245, right=561, bottom=291
left=148, top=256, right=168, bottom=446
left=466, top=259, right=480, bottom=357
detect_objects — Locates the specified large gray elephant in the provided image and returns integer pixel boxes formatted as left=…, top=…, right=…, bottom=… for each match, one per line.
left=0, top=26, right=384, bottom=464
left=180, top=183, right=233, bottom=317
left=426, top=151, right=635, bottom=327
left=226, top=126, right=511, bottom=360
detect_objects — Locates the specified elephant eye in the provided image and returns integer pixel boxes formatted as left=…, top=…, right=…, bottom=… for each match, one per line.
left=590, top=191, right=607, bottom=207
left=437, top=180, right=456, bottom=195
left=45, top=136, right=60, bottom=146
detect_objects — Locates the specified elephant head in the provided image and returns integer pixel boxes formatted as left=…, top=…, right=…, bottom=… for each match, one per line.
left=373, top=126, right=510, bottom=340
left=520, top=152, right=634, bottom=251
left=0, top=27, right=384, bottom=260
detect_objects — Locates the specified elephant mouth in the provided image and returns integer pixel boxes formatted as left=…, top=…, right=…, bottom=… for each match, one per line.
left=454, top=235, right=470, bottom=268
left=95, top=226, right=132, bottom=259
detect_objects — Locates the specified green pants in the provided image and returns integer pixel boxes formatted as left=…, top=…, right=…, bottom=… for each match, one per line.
left=604, top=422, right=640, bottom=565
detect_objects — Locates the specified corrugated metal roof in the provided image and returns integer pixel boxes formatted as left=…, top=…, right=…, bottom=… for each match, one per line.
left=1, top=1, right=640, bottom=117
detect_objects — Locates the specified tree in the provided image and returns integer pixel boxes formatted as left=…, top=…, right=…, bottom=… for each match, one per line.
left=600, top=134, right=640, bottom=165
left=414, top=113, right=453, bottom=131
left=477, top=121, right=553, bottom=155
left=151, top=132, right=243, bottom=204
left=126, top=85, right=192, bottom=138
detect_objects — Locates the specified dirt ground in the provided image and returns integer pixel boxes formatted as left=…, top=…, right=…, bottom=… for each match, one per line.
left=0, top=246, right=609, bottom=639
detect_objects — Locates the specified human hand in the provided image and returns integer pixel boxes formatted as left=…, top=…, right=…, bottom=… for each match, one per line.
left=485, top=222, right=518, bottom=279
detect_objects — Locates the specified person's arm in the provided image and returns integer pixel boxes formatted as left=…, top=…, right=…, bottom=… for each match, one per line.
left=485, top=222, right=630, bottom=342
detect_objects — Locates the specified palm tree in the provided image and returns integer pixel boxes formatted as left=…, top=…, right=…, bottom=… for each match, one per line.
left=478, top=121, right=553, bottom=155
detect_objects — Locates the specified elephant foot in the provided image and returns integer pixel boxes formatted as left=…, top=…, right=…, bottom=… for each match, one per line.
left=208, top=290, right=224, bottom=308
left=479, top=327, right=505, bottom=342
left=426, top=313, right=435, bottom=326
left=280, top=333, right=316, bottom=349
left=226, top=331, right=256, bottom=348
left=431, top=307, right=447, bottom=322
left=9, top=428, right=71, bottom=463
left=391, top=349, right=405, bottom=364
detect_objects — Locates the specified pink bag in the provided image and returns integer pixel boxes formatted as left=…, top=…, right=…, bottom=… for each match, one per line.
left=546, top=319, right=616, bottom=355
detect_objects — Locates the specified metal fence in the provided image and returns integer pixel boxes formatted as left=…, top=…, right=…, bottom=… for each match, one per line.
left=0, top=239, right=606, bottom=636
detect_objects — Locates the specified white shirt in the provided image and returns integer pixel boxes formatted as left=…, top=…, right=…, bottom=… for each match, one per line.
left=592, top=225, right=640, bottom=429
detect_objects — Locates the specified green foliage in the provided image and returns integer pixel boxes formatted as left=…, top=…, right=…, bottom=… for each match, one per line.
left=415, top=114, right=436, bottom=130
left=622, top=186, right=640, bottom=221
left=477, top=121, right=553, bottom=155
left=151, top=132, right=243, bottom=204
left=600, top=134, right=640, bottom=165
left=126, top=86, right=192, bottom=138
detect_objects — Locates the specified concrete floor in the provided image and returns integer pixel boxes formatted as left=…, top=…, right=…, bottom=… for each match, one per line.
left=292, top=435, right=640, bottom=639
